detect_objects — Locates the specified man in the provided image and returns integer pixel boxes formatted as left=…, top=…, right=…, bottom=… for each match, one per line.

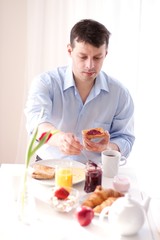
left=25, top=19, right=135, bottom=164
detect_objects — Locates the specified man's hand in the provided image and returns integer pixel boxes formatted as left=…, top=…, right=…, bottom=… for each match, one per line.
left=50, top=132, right=83, bottom=155
left=38, top=123, right=83, bottom=155
left=82, top=131, right=110, bottom=152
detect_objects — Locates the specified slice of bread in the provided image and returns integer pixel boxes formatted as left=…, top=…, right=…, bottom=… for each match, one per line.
left=32, top=163, right=55, bottom=180
left=82, top=127, right=106, bottom=139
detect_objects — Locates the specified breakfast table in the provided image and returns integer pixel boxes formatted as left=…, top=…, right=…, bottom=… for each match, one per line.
left=0, top=163, right=159, bottom=240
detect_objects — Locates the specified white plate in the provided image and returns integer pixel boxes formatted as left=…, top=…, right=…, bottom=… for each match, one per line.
left=31, top=159, right=85, bottom=186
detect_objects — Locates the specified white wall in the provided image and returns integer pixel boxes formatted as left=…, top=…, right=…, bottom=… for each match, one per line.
left=0, top=0, right=28, bottom=163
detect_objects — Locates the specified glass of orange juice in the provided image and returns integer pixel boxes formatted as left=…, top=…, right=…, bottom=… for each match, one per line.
left=55, top=161, right=73, bottom=188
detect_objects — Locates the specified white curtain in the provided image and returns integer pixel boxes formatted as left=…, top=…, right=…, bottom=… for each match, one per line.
left=24, top=0, right=160, bottom=197
left=133, top=0, right=160, bottom=197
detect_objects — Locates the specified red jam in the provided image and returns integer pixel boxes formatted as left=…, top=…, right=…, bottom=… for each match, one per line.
left=84, top=160, right=102, bottom=193
left=87, top=129, right=101, bottom=135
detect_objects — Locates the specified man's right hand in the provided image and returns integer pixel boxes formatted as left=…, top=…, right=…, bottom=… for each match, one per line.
left=49, top=131, right=83, bottom=156
left=38, top=123, right=83, bottom=155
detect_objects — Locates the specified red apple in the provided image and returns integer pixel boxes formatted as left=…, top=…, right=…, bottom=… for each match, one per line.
left=75, top=206, right=94, bottom=226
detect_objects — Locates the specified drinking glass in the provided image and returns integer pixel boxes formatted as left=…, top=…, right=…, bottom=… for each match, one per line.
left=55, top=161, right=73, bottom=188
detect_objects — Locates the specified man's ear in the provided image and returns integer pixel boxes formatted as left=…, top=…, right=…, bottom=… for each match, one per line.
left=67, top=44, right=72, bottom=55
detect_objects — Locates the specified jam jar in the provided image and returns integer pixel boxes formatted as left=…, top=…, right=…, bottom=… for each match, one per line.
left=84, top=160, right=102, bottom=193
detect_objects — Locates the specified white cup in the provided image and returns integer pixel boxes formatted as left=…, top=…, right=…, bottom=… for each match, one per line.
left=101, top=150, right=127, bottom=178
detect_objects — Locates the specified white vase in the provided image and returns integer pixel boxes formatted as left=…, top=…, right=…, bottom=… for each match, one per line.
left=17, top=170, right=37, bottom=225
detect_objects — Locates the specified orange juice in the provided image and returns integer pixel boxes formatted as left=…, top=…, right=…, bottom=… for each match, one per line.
left=55, top=168, right=73, bottom=188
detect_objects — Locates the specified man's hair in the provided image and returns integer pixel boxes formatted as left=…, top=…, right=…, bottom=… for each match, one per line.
left=70, top=19, right=111, bottom=48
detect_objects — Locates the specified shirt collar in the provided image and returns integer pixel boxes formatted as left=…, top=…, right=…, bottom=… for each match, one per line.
left=63, top=65, right=75, bottom=90
left=63, top=66, right=109, bottom=92
left=94, top=71, right=109, bottom=93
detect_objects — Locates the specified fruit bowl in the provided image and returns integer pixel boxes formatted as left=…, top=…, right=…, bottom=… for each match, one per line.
left=50, top=187, right=79, bottom=212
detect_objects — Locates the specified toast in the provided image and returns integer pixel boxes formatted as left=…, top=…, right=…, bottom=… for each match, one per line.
left=82, top=127, right=106, bottom=140
left=32, top=163, right=55, bottom=180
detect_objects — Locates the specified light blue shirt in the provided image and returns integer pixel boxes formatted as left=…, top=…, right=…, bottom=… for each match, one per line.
left=25, top=65, right=135, bottom=164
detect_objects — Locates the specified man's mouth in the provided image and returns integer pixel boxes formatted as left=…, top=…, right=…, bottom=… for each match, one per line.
left=83, top=71, right=95, bottom=76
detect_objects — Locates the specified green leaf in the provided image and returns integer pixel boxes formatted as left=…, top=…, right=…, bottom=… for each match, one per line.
left=30, top=131, right=51, bottom=157
left=25, top=127, right=38, bottom=167
left=25, top=108, right=60, bottom=169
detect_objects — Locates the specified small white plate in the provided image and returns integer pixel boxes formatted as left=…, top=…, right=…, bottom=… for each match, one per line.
left=31, top=159, right=85, bottom=186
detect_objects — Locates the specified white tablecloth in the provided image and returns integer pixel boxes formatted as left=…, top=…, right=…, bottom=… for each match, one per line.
left=0, top=164, right=159, bottom=240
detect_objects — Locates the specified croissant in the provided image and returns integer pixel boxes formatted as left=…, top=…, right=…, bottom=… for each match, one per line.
left=94, top=186, right=124, bottom=198
left=93, top=197, right=117, bottom=213
left=81, top=191, right=105, bottom=208
left=81, top=185, right=124, bottom=208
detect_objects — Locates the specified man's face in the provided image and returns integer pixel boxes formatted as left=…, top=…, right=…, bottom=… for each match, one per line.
left=67, top=41, right=107, bottom=83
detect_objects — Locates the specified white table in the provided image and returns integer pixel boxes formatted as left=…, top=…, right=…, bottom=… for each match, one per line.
left=0, top=164, right=159, bottom=240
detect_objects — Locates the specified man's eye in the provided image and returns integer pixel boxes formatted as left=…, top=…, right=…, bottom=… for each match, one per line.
left=94, top=57, right=101, bottom=60
left=80, top=56, right=87, bottom=60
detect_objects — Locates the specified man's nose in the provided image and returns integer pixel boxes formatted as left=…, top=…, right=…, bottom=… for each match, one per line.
left=86, top=58, right=94, bottom=69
